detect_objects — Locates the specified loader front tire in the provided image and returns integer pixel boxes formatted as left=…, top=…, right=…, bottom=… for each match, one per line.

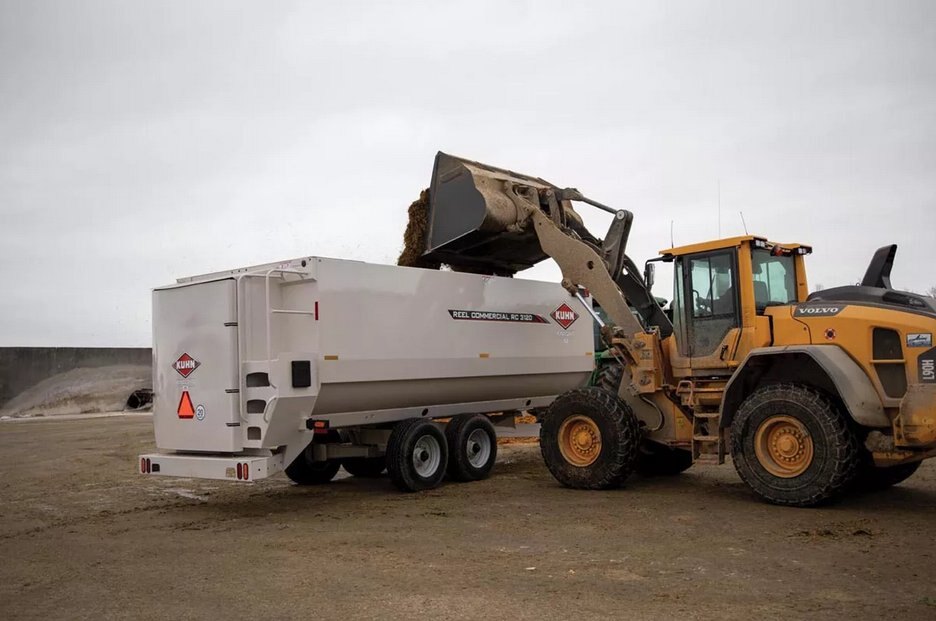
left=342, top=457, right=386, bottom=478
left=855, top=459, right=920, bottom=491
left=285, top=456, right=342, bottom=485
left=387, top=418, right=448, bottom=492
left=731, top=384, right=860, bottom=507
left=446, top=414, right=497, bottom=482
left=540, top=387, right=641, bottom=490
left=636, top=442, right=694, bottom=476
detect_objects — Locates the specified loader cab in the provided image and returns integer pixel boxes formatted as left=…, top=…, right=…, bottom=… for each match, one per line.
left=658, top=236, right=811, bottom=375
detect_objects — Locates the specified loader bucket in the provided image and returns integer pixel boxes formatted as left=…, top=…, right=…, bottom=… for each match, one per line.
left=420, top=152, right=555, bottom=274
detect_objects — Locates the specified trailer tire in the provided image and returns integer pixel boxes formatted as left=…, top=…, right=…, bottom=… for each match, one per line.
left=387, top=418, right=448, bottom=492
left=446, top=414, right=497, bottom=482
left=342, top=457, right=386, bottom=478
left=730, top=383, right=860, bottom=507
left=540, top=387, right=641, bottom=490
left=285, top=455, right=342, bottom=485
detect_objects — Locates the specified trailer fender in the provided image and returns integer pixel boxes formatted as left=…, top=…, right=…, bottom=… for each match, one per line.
left=720, top=346, right=889, bottom=430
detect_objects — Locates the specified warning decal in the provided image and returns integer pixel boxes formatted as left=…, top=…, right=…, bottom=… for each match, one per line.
left=550, top=303, right=579, bottom=329
left=177, top=390, right=195, bottom=418
left=448, top=310, right=549, bottom=324
left=172, top=353, right=201, bottom=378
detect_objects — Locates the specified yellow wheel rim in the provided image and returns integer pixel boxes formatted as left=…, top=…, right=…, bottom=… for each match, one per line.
left=754, top=415, right=814, bottom=478
left=558, top=415, right=602, bottom=467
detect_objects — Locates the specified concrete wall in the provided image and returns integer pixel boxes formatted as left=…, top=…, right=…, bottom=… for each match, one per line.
left=0, top=348, right=152, bottom=409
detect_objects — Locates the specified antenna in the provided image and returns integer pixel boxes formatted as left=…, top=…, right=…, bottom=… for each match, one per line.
left=739, top=211, right=749, bottom=235
left=717, top=179, right=722, bottom=238
left=670, top=220, right=674, bottom=247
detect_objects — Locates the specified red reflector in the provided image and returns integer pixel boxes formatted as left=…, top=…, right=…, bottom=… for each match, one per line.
left=177, top=391, right=195, bottom=418
left=145, top=458, right=151, bottom=474
left=140, top=457, right=146, bottom=474
left=242, top=463, right=249, bottom=480
left=236, top=463, right=243, bottom=480
left=314, top=301, right=319, bottom=321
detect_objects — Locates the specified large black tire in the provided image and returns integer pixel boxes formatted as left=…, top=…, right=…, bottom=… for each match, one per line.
left=341, top=457, right=386, bottom=478
left=636, top=442, right=694, bottom=476
left=387, top=418, right=449, bottom=492
left=595, top=362, right=623, bottom=394
left=540, top=387, right=641, bottom=490
left=855, top=459, right=920, bottom=491
left=596, top=363, right=691, bottom=477
left=730, top=384, right=860, bottom=507
left=285, top=453, right=342, bottom=485
left=446, top=414, right=498, bottom=482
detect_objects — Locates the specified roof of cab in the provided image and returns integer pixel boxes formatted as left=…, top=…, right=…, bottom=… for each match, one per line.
left=659, top=235, right=811, bottom=257
left=659, top=235, right=757, bottom=257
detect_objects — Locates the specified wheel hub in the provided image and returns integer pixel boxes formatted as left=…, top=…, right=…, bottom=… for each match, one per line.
left=754, top=415, right=814, bottom=478
left=558, top=415, right=602, bottom=467
left=412, top=435, right=442, bottom=478
left=465, top=428, right=492, bottom=468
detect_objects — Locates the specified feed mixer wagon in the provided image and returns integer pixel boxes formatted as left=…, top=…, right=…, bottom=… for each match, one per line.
left=140, top=256, right=596, bottom=491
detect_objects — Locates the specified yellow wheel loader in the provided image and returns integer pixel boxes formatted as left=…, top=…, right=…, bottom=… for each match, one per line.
left=416, top=152, right=936, bottom=506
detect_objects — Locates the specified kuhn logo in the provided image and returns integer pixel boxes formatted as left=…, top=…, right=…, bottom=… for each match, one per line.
left=551, top=303, right=579, bottom=329
left=172, top=353, right=200, bottom=378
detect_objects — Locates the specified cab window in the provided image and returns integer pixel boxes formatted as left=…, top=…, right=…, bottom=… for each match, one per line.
left=751, top=249, right=797, bottom=311
left=689, top=253, right=736, bottom=318
left=685, top=251, right=738, bottom=357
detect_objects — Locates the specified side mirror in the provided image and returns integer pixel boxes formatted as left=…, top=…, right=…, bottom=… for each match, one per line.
left=643, top=262, right=655, bottom=290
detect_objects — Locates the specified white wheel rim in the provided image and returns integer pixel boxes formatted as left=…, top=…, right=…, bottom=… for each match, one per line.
left=466, top=428, right=492, bottom=468
left=413, top=434, right=442, bottom=478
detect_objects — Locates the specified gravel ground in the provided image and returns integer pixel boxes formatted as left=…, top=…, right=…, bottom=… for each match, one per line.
left=2, top=415, right=936, bottom=620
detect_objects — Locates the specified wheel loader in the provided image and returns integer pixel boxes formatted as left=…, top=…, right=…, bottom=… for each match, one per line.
left=416, top=152, right=936, bottom=506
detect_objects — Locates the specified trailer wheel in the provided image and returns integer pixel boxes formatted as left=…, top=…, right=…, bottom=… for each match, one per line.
left=446, top=414, right=497, bottom=482
left=636, top=442, right=693, bottom=476
left=342, top=457, right=386, bottom=478
left=285, top=455, right=342, bottom=485
left=730, top=384, right=860, bottom=507
left=540, top=387, right=641, bottom=490
left=387, top=418, right=448, bottom=492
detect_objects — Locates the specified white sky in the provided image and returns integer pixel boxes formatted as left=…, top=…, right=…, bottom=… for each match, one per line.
left=1, top=0, right=934, bottom=346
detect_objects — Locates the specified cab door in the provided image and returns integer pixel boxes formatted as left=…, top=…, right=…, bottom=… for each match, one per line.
left=672, top=249, right=741, bottom=372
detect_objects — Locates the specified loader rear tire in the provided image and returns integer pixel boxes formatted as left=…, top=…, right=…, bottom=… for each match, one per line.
left=342, top=457, right=386, bottom=478
left=285, top=456, right=342, bottom=485
left=540, top=387, right=641, bottom=490
left=446, top=414, right=497, bottom=482
left=387, top=418, right=448, bottom=492
left=730, top=384, right=860, bottom=507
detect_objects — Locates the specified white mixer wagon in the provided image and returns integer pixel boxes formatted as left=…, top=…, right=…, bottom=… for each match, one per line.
left=139, top=255, right=595, bottom=491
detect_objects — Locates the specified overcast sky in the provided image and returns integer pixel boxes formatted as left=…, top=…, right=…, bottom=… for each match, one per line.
left=1, top=1, right=934, bottom=347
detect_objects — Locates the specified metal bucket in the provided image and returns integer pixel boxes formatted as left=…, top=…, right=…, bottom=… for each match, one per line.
left=422, top=152, right=556, bottom=274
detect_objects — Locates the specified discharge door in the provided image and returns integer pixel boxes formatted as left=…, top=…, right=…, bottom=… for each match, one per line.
left=153, top=279, right=241, bottom=452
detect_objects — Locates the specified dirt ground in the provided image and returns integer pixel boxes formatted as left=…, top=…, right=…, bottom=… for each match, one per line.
left=2, top=416, right=936, bottom=621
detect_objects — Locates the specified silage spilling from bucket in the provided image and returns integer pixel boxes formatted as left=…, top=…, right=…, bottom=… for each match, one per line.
left=397, top=188, right=441, bottom=269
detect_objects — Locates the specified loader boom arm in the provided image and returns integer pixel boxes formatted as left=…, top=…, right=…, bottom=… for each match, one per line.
left=421, top=152, right=673, bottom=341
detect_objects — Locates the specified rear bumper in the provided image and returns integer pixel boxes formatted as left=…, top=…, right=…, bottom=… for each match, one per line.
left=895, top=384, right=936, bottom=448
left=138, top=453, right=284, bottom=481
